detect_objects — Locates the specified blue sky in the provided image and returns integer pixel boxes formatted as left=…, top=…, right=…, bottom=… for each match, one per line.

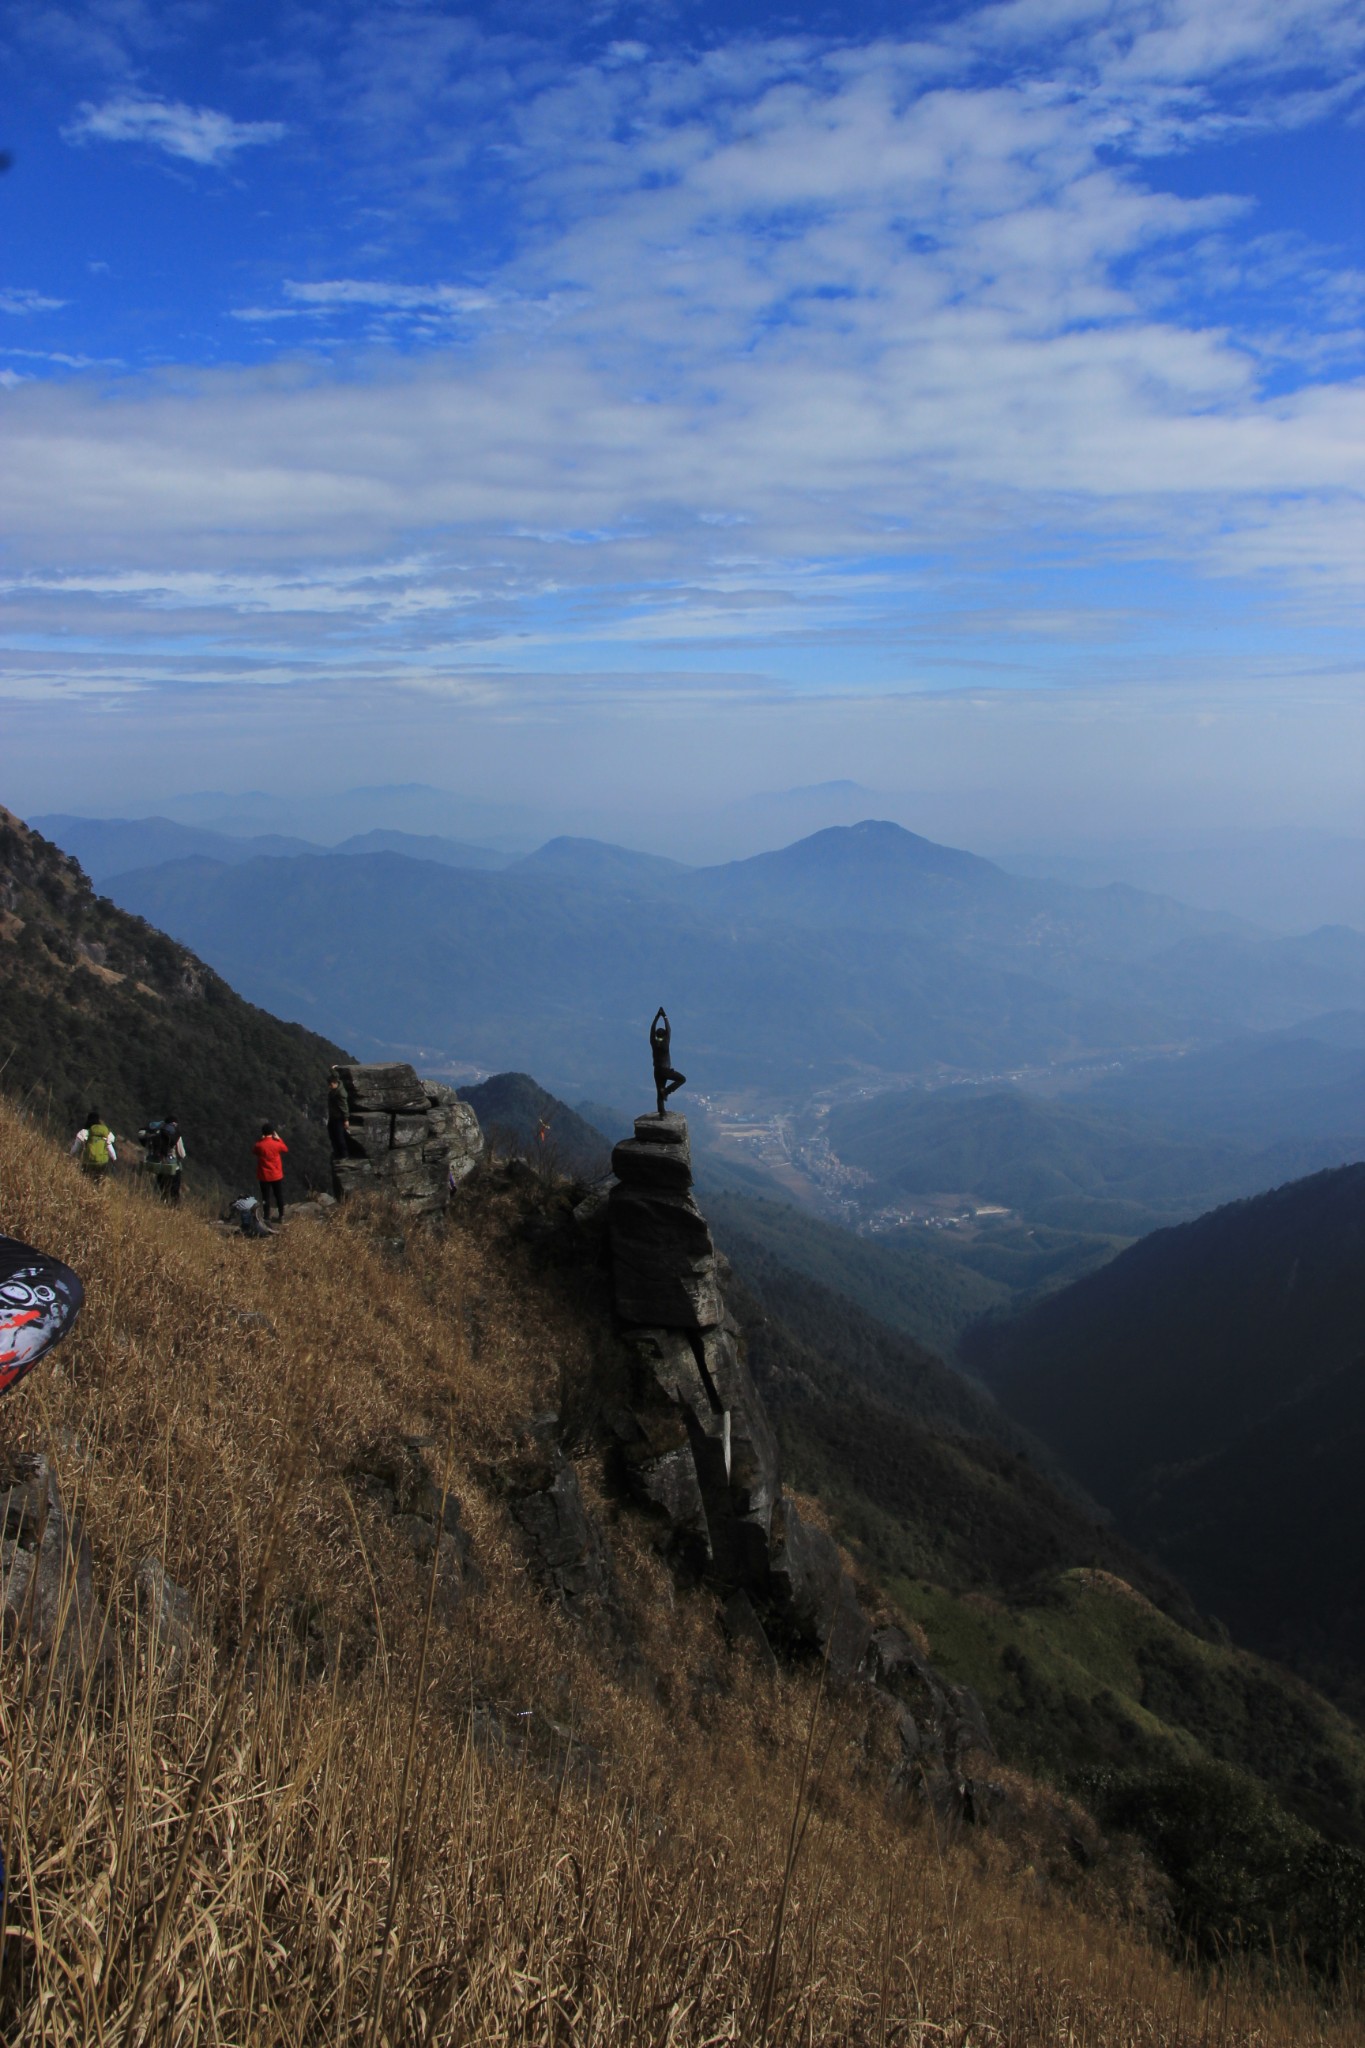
left=2, top=0, right=1363, bottom=850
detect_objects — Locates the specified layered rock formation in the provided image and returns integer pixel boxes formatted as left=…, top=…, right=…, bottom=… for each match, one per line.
left=331, top=1063, right=482, bottom=1215
left=606, top=1112, right=869, bottom=1676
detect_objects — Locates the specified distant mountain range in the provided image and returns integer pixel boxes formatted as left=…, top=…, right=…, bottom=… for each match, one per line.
left=967, top=1164, right=1365, bottom=1714
left=826, top=1070, right=1364, bottom=1236
left=31, top=813, right=505, bottom=884
left=51, top=818, right=1365, bottom=1119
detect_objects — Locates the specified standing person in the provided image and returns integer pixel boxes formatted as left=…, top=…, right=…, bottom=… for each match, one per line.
left=252, top=1123, right=288, bottom=1225
left=144, top=1114, right=186, bottom=1202
left=649, top=1008, right=686, bottom=1117
left=69, top=1109, right=116, bottom=1183
left=326, top=1069, right=353, bottom=1159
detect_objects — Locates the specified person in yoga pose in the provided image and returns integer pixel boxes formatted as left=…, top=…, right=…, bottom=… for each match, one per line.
left=649, top=1007, right=686, bottom=1116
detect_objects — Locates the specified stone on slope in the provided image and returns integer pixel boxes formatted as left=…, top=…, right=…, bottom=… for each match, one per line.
left=609, top=1187, right=724, bottom=1328
left=331, top=1064, right=483, bottom=1212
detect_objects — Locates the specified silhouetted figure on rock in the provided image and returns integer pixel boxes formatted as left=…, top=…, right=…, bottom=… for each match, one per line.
left=650, top=1007, right=686, bottom=1117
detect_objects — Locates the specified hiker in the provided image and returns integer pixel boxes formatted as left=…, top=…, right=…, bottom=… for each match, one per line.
left=253, top=1122, right=288, bottom=1223
left=326, top=1069, right=355, bottom=1159
left=226, top=1194, right=273, bottom=1239
left=69, top=1109, right=116, bottom=1182
left=649, top=1007, right=686, bottom=1117
left=141, top=1114, right=186, bottom=1202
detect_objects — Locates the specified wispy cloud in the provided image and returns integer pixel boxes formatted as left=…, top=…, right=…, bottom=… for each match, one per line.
left=7, top=0, right=1365, bottom=778
left=233, top=279, right=497, bottom=324
left=0, top=289, right=67, bottom=315
left=63, top=94, right=285, bottom=166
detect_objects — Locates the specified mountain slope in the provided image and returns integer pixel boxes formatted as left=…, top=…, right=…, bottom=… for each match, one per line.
left=0, top=808, right=349, bottom=1192
left=706, top=1188, right=1007, bottom=1358
left=967, top=1165, right=1365, bottom=1707
left=827, top=1084, right=1358, bottom=1234
left=4, top=1096, right=1364, bottom=2030
left=457, top=1070, right=612, bottom=1176
left=1078, top=1022, right=1365, bottom=1149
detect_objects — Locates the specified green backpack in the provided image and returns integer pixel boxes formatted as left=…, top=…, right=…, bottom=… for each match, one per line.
left=82, top=1122, right=111, bottom=1167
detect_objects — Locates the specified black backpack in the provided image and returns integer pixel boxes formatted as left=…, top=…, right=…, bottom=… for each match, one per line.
left=142, top=1119, right=178, bottom=1163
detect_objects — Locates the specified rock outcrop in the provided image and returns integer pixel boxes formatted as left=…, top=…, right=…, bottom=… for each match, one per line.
left=331, top=1063, right=482, bottom=1215
left=607, top=1112, right=870, bottom=1676
left=1, top=1452, right=110, bottom=1680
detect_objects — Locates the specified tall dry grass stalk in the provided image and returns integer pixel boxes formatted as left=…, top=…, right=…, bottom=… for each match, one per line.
left=0, top=1095, right=1360, bottom=2045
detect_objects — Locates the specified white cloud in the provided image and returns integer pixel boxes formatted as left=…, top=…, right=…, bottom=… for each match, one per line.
left=0, top=289, right=67, bottom=315
left=64, top=95, right=285, bottom=166
left=6, top=3, right=1364, bottom=742
left=233, top=279, right=497, bottom=324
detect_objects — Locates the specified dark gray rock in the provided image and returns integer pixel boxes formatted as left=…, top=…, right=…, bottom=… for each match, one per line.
left=609, top=1185, right=723, bottom=1328
left=1, top=1454, right=110, bottom=1681
left=632, top=1112, right=689, bottom=1149
left=340, top=1063, right=428, bottom=1113
left=697, top=1326, right=780, bottom=1532
left=332, top=1065, right=482, bottom=1210
left=136, top=1556, right=202, bottom=1682
left=572, top=1174, right=617, bottom=1227
left=347, top=1439, right=480, bottom=1615
left=497, top=1438, right=616, bottom=1612
left=722, top=1588, right=778, bottom=1676
left=611, top=1136, right=693, bottom=1192
left=765, top=1498, right=871, bottom=1678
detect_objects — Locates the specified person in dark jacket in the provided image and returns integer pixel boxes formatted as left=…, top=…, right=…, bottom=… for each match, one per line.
left=326, top=1070, right=353, bottom=1159
left=252, top=1123, right=288, bottom=1222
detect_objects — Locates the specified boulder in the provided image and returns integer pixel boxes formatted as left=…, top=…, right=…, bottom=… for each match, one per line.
left=611, top=1137, right=693, bottom=1193
left=339, top=1063, right=428, bottom=1113
left=764, top=1498, right=871, bottom=1679
left=504, top=1453, right=616, bottom=1612
left=1, top=1453, right=110, bottom=1681
left=331, top=1065, right=483, bottom=1210
left=609, top=1186, right=724, bottom=1328
left=632, top=1112, right=689, bottom=1149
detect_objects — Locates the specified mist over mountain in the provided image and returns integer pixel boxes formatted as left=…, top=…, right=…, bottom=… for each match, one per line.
left=1008, top=827, right=1365, bottom=936
left=98, top=841, right=1189, bottom=1105
left=31, top=813, right=323, bottom=882
left=31, top=813, right=507, bottom=885
left=79, top=816, right=1365, bottom=1122
left=826, top=1081, right=1362, bottom=1237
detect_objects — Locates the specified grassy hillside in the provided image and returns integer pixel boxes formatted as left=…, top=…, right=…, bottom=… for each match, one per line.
left=0, top=808, right=349, bottom=1195
left=969, top=1165, right=1365, bottom=1712
left=11, top=1099, right=1365, bottom=2041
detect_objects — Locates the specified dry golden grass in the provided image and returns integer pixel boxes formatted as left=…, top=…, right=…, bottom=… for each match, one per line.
left=0, top=1096, right=1359, bottom=2045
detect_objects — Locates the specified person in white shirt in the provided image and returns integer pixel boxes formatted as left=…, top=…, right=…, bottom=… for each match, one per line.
left=69, top=1110, right=116, bottom=1182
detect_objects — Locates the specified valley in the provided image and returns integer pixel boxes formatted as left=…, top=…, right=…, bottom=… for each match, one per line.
left=3, top=801, right=1364, bottom=2040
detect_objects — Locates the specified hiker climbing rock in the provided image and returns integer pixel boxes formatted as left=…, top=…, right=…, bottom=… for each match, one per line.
left=649, top=1007, right=686, bottom=1117
left=253, top=1122, right=288, bottom=1223
left=141, top=1114, right=186, bottom=1202
left=69, top=1109, right=116, bottom=1182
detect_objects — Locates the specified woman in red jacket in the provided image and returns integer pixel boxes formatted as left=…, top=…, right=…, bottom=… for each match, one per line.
left=252, top=1123, right=289, bottom=1225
